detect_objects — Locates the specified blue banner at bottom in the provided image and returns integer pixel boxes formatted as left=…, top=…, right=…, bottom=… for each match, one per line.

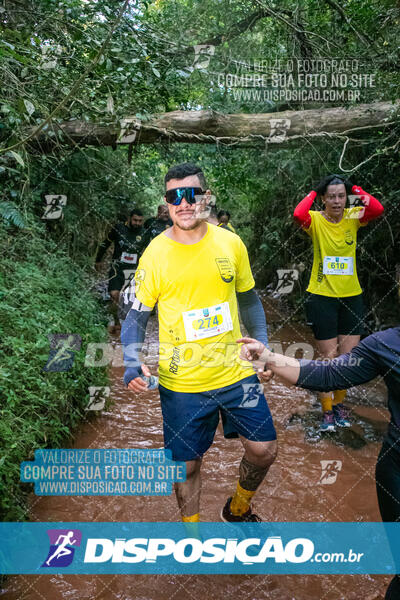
left=0, top=522, right=399, bottom=575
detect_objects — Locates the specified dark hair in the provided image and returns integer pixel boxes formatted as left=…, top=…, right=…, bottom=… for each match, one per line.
left=209, top=204, right=218, bottom=218
left=117, top=211, right=127, bottom=222
left=217, top=210, right=231, bottom=220
left=315, top=174, right=353, bottom=196
left=164, top=162, right=207, bottom=190
left=130, top=207, right=143, bottom=217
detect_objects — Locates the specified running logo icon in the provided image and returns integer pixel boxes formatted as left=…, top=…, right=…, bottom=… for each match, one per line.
left=268, top=119, right=291, bottom=142
left=86, top=386, right=110, bottom=411
left=40, top=44, right=62, bottom=70
left=275, top=269, right=299, bottom=295
left=347, top=191, right=369, bottom=219
left=118, top=117, right=140, bottom=144
left=43, top=334, right=82, bottom=372
left=42, top=194, right=67, bottom=220
left=192, top=44, right=215, bottom=69
left=239, top=383, right=264, bottom=408
left=42, top=529, right=82, bottom=568
left=319, top=460, right=342, bottom=485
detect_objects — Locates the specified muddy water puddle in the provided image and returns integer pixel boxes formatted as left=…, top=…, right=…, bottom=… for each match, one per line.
left=2, top=302, right=392, bottom=600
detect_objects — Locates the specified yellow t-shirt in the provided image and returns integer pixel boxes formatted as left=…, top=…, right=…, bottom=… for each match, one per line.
left=306, top=208, right=366, bottom=297
left=134, top=223, right=255, bottom=392
left=218, top=222, right=236, bottom=233
left=135, top=224, right=254, bottom=392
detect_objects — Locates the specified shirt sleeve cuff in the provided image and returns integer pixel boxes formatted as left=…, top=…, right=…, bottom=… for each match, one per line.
left=123, top=367, right=141, bottom=386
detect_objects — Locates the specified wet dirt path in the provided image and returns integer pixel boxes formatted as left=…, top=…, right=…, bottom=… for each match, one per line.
left=1, top=300, right=392, bottom=600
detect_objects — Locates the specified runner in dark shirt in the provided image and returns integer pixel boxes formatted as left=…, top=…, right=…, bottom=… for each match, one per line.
left=95, top=208, right=146, bottom=329
left=238, top=327, right=400, bottom=599
left=142, top=204, right=171, bottom=245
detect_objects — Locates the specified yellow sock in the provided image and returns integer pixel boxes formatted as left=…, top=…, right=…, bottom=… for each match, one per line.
left=230, top=482, right=256, bottom=516
left=333, top=389, right=347, bottom=405
left=182, top=513, right=200, bottom=522
left=320, top=393, right=333, bottom=412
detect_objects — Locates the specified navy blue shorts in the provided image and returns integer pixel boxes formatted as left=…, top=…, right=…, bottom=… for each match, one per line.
left=159, top=374, right=277, bottom=462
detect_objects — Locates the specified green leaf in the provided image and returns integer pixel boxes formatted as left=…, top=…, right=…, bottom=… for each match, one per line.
left=23, top=99, right=35, bottom=116
left=152, top=67, right=161, bottom=78
left=0, top=201, right=25, bottom=228
left=0, top=46, right=29, bottom=64
left=9, top=151, right=24, bottom=166
left=106, top=94, right=114, bottom=113
left=1, top=40, right=15, bottom=50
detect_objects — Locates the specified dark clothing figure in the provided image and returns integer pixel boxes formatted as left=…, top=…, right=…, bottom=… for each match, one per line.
left=298, top=327, right=400, bottom=599
left=96, top=223, right=146, bottom=292
left=143, top=216, right=171, bottom=245
left=96, top=222, right=145, bottom=263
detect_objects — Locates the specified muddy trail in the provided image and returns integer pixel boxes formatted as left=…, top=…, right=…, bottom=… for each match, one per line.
left=1, top=299, right=391, bottom=600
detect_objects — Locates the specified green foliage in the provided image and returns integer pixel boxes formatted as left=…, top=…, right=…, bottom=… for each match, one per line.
left=0, top=218, right=108, bottom=520
left=0, top=201, right=25, bottom=228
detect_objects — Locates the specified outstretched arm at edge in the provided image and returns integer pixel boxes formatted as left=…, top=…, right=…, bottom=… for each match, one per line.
left=296, top=338, right=381, bottom=390
left=237, top=335, right=381, bottom=389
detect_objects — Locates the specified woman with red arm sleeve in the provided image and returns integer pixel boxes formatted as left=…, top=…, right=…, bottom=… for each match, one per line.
left=293, top=174, right=384, bottom=433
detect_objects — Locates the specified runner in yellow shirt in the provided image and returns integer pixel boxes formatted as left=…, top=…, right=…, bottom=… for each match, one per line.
left=121, top=163, right=276, bottom=522
left=294, top=174, right=384, bottom=432
left=217, top=209, right=236, bottom=233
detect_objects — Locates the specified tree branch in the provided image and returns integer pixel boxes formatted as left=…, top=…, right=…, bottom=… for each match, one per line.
left=323, top=0, right=381, bottom=54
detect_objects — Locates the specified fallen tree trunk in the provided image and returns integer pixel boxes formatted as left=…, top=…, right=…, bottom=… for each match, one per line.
left=30, top=102, right=398, bottom=149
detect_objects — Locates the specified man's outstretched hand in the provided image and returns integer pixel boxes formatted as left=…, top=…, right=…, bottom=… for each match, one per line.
left=236, top=337, right=274, bottom=383
left=127, top=364, right=152, bottom=392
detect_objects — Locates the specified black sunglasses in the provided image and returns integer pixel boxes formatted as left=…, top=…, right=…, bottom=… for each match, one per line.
left=165, top=187, right=205, bottom=206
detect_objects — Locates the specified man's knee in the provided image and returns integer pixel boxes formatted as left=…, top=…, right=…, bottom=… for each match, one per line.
left=246, top=440, right=277, bottom=467
left=183, top=458, right=202, bottom=479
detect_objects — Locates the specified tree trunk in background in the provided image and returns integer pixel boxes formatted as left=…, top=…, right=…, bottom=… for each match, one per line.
left=29, top=101, right=398, bottom=150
